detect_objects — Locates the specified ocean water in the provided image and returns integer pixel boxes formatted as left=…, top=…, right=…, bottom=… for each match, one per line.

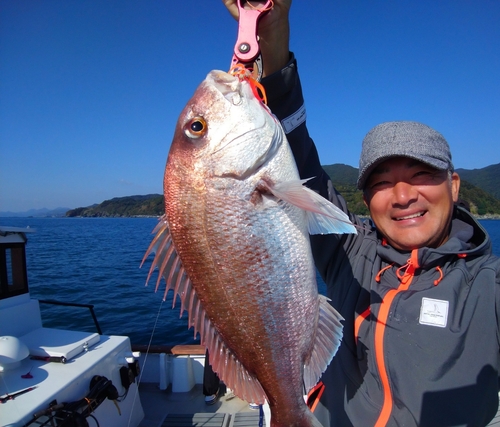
left=2, top=217, right=500, bottom=346
left=1, top=217, right=191, bottom=346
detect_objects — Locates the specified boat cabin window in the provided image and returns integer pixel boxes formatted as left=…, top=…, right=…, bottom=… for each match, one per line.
left=0, top=243, right=29, bottom=300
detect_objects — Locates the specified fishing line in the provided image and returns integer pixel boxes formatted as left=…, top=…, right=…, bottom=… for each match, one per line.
left=126, top=297, right=164, bottom=427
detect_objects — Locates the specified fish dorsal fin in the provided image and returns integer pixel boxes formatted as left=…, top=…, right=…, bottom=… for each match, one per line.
left=141, top=216, right=193, bottom=311
left=303, top=295, right=344, bottom=392
left=266, top=179, right=357, bottom=235
left=142, top=216, right=267, bottom=404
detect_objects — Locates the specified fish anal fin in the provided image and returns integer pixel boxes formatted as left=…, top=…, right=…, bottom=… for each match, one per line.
left=203, top=324, right=267, bottom=405
left=303, top=295, right=344, bottom=392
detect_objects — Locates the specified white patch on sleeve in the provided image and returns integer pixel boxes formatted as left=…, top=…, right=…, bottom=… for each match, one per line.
left=419, top=297, right=449, bottom=328
left=281, top=104, right=306, bottom=134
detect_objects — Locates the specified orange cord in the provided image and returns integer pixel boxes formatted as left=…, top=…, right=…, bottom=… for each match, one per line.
left=229, top=63, right=268, bottom=105
left=434, top=266, right=444, bottom=285
left=245, top=0, right=274, bottom=12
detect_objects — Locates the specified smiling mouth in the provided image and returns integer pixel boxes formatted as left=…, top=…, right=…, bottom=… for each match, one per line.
left=395, top=212, right=425, bottom=221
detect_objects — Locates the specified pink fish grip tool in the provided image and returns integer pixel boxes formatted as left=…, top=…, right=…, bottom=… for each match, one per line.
left=230, top=0, right=273, bottom=81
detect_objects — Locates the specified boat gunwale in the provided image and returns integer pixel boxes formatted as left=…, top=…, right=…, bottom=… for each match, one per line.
left=132, top=343, right=205, bottom=355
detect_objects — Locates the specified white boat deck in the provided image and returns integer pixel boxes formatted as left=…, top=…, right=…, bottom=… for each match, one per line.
left=138, top=383, right=264, bottom=427
left=134, top=346, right=268, bottom=427
left=0, top=334, right=145, bottom=427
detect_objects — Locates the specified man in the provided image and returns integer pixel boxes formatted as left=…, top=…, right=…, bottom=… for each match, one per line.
left=224, top=1, right=500, bottom=426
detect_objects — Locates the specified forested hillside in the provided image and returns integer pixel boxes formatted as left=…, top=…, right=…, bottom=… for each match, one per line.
left=456, top=163, right=500, bottom=200
left=65, top=164, right=500, bottom=217
left=66, top=195, right=163, bottom=217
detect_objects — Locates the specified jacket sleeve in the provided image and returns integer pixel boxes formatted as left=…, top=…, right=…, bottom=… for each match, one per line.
left=260, top=53, right=370, bottom=283
left=260, top=53, right=332, bottom=200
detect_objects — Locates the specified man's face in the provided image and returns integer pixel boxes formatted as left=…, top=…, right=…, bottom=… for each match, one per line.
left=363, top=157, right=460, bottom=251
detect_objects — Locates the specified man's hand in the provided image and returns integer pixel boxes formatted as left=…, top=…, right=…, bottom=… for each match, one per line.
left=222, top=0, right=291, bottom=77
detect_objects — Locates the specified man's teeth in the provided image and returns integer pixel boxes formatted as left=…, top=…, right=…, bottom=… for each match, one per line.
left=397, top=212, right=424, bottom=220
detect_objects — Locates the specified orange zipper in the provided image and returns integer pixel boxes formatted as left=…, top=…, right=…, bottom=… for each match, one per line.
left=373, top=249, right=419, bottom=427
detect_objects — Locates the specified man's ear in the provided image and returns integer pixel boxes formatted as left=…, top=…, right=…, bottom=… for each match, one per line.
left=363, top=192, right=369, bottom=209
left=451, top=172, right=460, bottom=203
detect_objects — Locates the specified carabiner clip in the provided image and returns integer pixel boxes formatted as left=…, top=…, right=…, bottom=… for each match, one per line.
left=230, top=0, right=273, bottom=81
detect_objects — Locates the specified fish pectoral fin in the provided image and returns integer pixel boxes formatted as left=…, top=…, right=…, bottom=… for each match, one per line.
left=266, top=179, right=357, bottom=235
left=303, top=295, right=344, bottom=392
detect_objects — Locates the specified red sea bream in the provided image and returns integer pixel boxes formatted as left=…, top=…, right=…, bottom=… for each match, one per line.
left=144, top=70, right=356, bottom=427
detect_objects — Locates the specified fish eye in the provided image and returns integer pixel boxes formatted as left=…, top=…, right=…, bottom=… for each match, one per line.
left=184, top=117, right=207, bottom=139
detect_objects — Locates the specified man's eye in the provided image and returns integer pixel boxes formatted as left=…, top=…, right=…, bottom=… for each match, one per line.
left=369, top=180, right=391, bottom=190
left=411, top=170, right=438, bottom=183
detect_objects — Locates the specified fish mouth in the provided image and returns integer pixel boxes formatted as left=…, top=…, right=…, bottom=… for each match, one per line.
left=207, top=71, right=243, bottom=105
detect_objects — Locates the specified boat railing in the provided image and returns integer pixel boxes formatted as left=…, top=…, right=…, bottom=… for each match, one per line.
left=38, top=299, right=103, bottom=335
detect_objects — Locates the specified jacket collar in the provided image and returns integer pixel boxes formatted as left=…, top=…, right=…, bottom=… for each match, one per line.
left=375, top=206, right=491, bottom=269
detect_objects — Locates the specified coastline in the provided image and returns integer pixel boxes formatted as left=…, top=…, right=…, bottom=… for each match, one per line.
left=476, top=215, right=500, bottom=220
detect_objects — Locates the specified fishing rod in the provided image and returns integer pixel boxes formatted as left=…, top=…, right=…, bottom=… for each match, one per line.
left=0, top=386, right=38, bottom=404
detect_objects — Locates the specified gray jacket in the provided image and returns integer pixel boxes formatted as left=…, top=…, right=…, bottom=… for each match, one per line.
left=262, top=54, right=500, bottom=427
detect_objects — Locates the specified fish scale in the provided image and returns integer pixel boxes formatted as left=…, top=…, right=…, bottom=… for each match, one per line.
left=144, top=70, right=356, bottom=427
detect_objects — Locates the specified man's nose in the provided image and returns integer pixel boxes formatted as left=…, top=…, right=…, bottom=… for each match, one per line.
left=392, top=181, right=418, bottom=206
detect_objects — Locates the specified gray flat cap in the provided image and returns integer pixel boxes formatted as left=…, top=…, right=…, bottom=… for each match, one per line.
left=357, top=121, right=454, bottom=190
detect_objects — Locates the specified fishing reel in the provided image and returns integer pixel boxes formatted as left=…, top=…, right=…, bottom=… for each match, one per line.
left=23, top=375, right=119, bottom=427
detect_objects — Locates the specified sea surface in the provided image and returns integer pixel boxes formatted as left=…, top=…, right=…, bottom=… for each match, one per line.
left=2, top=217, right=500, bottom=346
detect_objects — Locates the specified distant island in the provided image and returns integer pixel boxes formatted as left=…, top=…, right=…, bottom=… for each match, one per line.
left=64, top=163, right=500, bottom=218
left=66, top=194, right=163, bottom=218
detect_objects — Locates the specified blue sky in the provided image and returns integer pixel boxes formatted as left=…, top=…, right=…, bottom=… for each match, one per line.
left=1, top=1, right=499, bottom=212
